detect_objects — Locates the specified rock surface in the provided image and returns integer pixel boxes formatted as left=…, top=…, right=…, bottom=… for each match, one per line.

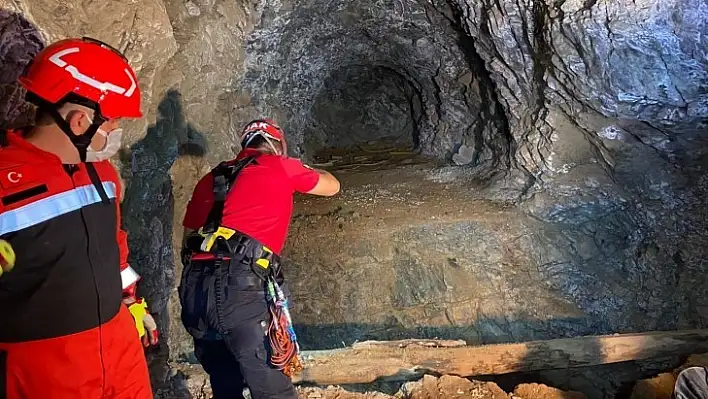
left=512, top=383, right=586, bottom=399
left=0, top=0, right=707, bottom=398
left=399, top=375, right=510, bottom=399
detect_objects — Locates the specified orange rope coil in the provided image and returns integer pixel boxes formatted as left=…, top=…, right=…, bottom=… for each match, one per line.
left=267, top=304, right=303, bottom=376
left=265, top=278, right=304, bottom=377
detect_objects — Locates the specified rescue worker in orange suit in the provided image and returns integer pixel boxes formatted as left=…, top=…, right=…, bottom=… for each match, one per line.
left=0, top=37, right=159, bottom=398
left=179, top=119, right=340, bottom=398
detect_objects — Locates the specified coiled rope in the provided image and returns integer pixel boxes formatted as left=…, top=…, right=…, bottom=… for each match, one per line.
left=266, top=278, right=304, bottom=377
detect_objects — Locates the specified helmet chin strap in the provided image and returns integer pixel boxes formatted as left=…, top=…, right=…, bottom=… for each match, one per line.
left=262, top=135, right=281, bottom=155
left=242, top=132, right=286, bottom=156
left=45, top=106, right=103, bottom=162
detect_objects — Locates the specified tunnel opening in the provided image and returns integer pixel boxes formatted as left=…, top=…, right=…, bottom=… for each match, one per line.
left=308, top=65, right=423, bottom=152
left=304, top=65, right=432, bottom=171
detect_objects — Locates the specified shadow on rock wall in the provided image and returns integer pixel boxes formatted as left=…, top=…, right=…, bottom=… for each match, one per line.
left=119, top=88, right=208, bottom=387
left=0, top=9, right=44, bottom=129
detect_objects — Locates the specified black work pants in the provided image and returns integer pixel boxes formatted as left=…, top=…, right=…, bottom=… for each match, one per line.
left=179, top=257, right=297, bottom=399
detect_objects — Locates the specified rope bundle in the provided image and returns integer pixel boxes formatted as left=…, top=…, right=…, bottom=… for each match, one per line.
left=266, top=279, right=304, bottom=377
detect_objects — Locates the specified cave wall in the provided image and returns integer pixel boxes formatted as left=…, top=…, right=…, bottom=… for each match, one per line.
left=445, top=0, right=707, bottom=177
left=437, top=0, right=708, bottom=331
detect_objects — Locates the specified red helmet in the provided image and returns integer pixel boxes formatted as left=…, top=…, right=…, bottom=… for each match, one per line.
left=18, top=37, right=142, bottom=119
left=241, top=119, right=288, bottom=155
left=241, top=119, right=285, bottom=142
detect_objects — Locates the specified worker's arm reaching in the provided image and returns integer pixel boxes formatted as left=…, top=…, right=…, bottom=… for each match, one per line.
left=281, top=156, right=340, bottom=197
left=179, top=159, right=340, bottom=243
left=306, top=167, right=340, bottom=197
left=180, top=150, right=340, bottom=252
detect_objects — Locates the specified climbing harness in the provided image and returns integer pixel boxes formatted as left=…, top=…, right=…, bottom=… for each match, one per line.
left=182, top=154, right=305, bottom=376
left=202, top=156, right=257, bottom=235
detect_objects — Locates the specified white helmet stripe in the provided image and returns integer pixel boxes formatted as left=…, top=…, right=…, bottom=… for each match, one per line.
left=49, top=47, right=136, bottom=98
left=48, top=47, right=76, bottom=67
left=124, top=68, right=137, bottom=97
left=63, top=65, right=126, bottom=95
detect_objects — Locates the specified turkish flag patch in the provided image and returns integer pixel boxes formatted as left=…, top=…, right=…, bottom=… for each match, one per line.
left=0, top=164, right=36, bottom=189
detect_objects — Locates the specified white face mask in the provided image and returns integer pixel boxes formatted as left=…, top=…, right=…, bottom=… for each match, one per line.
left=86, top=128, right=123, bottom=162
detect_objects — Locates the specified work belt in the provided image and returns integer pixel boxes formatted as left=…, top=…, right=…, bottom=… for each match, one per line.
left=182, top=229, right=284, bottom=287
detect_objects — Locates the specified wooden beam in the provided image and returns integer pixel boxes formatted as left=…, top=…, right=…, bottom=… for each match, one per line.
left=292, top=329, right=708, bottom=385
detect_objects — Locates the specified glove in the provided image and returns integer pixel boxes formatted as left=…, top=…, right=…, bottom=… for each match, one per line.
left=0, top=239, right=16, bottom=278
left=123, top=295, right=159, bottom=347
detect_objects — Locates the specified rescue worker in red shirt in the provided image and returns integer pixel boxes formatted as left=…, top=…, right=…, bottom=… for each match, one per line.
left=179, top=119, right=340, bottom=399
left=0, top=37, right=158, bottom=398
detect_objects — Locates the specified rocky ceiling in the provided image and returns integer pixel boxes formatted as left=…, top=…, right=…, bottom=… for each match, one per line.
left=241, top=0, right=497, bottom=163
left=1, top=0, right=707, bottom=394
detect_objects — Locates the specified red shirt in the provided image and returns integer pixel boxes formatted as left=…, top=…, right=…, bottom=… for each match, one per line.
left=182, top=149, right=319, bottom=254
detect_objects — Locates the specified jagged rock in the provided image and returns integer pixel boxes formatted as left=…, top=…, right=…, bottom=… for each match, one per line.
left=512, top=383, right=586, bottom=399
left=0, top=0, right=178, bottom=140
left=241, top=0, right=503, bottom=167
left=0, top=9, right=43, bottom=130
left=298, top=386, right=392, bottom=399
left=448, top=0, right=707, bottom=175
left=399, top=375, right=508, bottom=399
left=442, top=0, right=708, bottom=337
left=630, top=373, right=676, bottom=399
left=452, top=144, right=475, bottom=166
